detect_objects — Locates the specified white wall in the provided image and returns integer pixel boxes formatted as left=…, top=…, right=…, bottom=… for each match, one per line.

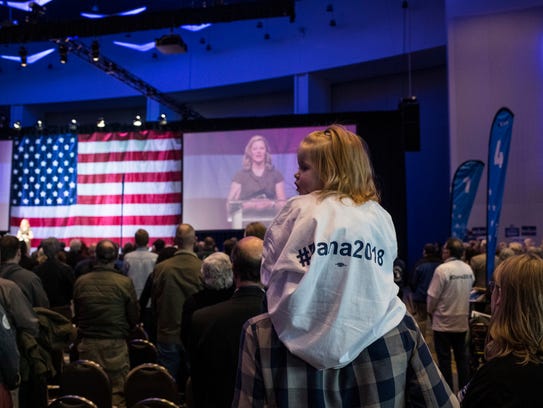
left=448, top=5, right=543, bottom=244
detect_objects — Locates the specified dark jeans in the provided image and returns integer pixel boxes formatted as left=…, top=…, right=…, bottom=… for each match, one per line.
left=433, top=330, right=470, bottom=390
left=157, top=342, right=190, bottom=388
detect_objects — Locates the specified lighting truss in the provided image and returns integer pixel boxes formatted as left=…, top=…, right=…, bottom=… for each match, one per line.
left=54, top=38, right=203, bottom=120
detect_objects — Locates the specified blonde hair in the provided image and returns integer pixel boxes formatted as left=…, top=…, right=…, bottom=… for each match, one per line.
left=485, top=253, right=543, bottom=365
left=299, top=124, right=379, bottom=204
left=242, top=135, right=274, bottom=171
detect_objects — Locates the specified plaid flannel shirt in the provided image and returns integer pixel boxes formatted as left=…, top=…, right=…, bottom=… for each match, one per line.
left=232, top=313, right=459, bottom=408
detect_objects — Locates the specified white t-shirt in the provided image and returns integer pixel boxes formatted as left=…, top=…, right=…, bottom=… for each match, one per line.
left=262, top=193, right=406, bottom=370
left=427, top=258, right=474, bottom=332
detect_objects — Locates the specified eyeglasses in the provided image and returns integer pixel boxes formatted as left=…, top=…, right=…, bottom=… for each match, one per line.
left=488, top=280, right=501, bottom=295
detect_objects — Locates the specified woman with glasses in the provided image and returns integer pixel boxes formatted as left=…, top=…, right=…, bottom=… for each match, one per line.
left=460, top=253, right=543, bottom=407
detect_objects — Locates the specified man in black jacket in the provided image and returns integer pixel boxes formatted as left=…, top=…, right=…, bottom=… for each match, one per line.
left=189, top=236, right=266, bottom=408
left=33, top=237, right=74, bottom=320
left=73, top=239, right=139, bottom=408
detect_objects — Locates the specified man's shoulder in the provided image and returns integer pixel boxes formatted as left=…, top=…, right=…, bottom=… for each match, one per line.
left=0, top=276, right=20, bottom=291
left=1, top=262, right=31, bottom=276
left=77, top=268, right=130, bottom=283
left=193, top=300, right=227, bottom=322
left=125, top=249, right=158, bottom=260
left=450, top=259, right=474, bottom=274
left=158, top=252, right=201, bottom=270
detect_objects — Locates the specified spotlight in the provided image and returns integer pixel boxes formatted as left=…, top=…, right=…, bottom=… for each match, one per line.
left=19, top=46, right=27, bottom=67
left=59, top=44, right=68, bottom=64
left=133, top=115, right=143, bottom=127
left=68, top=118, right=78, bottom=131
left=329, top=19, right=337, bottom=27
left=35, top=119, right=44, bottom=131
left=326, top=4, right=334, bottom=12
left=205, top=44, right=212, bottom=52
left=91, top=41, right=100, bottom=62
left=13, top=121, right=22, bottom=130
left=159, top=113, right=167, bottom=126
left=96, top=117, right=106, bottom=128
left=264, top=33, right=270, bottom=40
left=256, top=21, right=263, bottom=29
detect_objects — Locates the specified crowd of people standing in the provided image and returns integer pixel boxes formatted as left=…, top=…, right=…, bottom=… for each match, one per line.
left=1, top=125, right=543, bottom=408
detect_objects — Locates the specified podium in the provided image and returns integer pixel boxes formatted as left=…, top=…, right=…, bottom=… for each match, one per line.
left=227, top=200, right=278, bottom=229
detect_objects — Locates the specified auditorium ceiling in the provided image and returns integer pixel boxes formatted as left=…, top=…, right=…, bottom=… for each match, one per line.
left=0, top=0, right=295, bottom=43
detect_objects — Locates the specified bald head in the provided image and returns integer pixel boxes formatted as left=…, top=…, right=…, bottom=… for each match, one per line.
left=96, top=239, right=118, bottom=265
left=174, top=223, right=196, bottom=250
left=231, top=236, right=263, bottom=283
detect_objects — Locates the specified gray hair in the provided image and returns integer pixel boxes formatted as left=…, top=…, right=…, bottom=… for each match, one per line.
left=41, top=237, right=61, bottom=259
left=201, top=252, right=233, bottom=290
left=69, top=239, right=82, bottom=252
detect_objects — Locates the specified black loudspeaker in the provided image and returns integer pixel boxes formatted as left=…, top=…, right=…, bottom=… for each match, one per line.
left=399, top=97, right=420, bottom=151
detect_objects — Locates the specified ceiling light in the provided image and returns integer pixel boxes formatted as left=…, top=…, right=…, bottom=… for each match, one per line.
left=159, top=113, right=167, bottom=126
left=91, top=40, right=100, bottom=62
left=13, top=121, right=22, bottom=130
left=68, top=118, right=78, bottom=131
left=133, top=115, right=143, bottom=127
left=180, top=24, right=211, bottom=32
left=96, top=117, right=106, bottom=128
left=59, top=44, right=68, bottom=64
left=19, top=46, right=27, bottom=67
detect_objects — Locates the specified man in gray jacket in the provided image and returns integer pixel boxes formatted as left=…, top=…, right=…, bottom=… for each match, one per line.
left=0, top=235, right=49, bottom=308
left=152, top=223, right=203, bottom=387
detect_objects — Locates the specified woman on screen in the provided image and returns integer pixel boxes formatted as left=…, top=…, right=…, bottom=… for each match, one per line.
left=227, top=135, right=286, bottom=226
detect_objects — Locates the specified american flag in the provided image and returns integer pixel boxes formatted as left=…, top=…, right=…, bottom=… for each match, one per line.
left=10, top=130, right=182, bottom=249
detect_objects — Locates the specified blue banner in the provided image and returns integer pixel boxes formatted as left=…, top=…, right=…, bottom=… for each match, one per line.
left=450, top=160, right=485, bottom=240
left=486, top=107, right=514, bottom=283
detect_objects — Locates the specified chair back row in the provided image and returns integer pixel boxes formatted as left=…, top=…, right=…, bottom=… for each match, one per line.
left=55, top=360, right=178, bottom=408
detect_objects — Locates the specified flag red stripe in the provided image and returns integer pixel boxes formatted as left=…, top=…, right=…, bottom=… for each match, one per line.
left=32, top=237, right=175, bottom=249
left=78, top=171, right=182, bottom=184
left=79, top=130, right=181, bottom=143
left=77, top=193, right=181, bottom=205
left=14, top=215, right=181, bottom=228
left=78, top=149, right=181, bottom=163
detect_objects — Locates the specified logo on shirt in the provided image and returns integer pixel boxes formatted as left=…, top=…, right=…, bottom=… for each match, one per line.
left=296, top=239, right=385, bottom=267
left=449, top=274, right=473, bottom=281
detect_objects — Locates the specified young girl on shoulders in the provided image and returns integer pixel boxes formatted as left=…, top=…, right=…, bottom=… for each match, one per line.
left=261, top=124, right=406, bottom=370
